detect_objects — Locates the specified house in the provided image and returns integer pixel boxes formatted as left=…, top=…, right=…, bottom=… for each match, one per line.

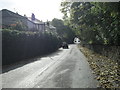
left=27, top=13, right=45, bottom=32
left=1, top=9, right=45, bottom=31
left=1, top=9, right=28, bottom=30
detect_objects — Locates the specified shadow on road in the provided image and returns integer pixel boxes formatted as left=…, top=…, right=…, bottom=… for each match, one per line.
left=2, top=49, right=63, bottom=73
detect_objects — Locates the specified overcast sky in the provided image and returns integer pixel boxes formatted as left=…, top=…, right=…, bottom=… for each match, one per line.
left=0, top=0, right=64, bottom=21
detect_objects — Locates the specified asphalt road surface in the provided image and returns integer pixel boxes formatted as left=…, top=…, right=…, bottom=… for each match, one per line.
left=2, top=45, right=99, bottom=88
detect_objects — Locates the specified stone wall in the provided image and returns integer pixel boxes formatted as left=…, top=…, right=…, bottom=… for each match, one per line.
left=81, top=43, right=120, bottom=64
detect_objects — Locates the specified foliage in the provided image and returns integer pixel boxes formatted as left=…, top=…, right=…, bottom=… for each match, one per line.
left=60, top=2, right=71, bottom=21
left=51, top=18, right=75, bottom=44
left=3, top=20, right=28, bottom=31
left=2, top=29, right=61, bottom=65
left=60, top=2, right=120, bottom=45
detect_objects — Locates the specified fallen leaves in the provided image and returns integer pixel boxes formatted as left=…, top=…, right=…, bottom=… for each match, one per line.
left=78, top=45, right=120, bottom=88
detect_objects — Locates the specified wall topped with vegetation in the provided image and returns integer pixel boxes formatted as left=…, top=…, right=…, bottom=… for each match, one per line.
left=2, top=29, right=61, bottom=65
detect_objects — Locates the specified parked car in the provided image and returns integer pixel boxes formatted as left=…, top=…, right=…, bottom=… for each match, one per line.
left=62, top=42, right=69, bottom=49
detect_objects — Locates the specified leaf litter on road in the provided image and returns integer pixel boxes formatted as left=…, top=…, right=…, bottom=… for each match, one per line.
left=78, top=45, right=120, bottom=88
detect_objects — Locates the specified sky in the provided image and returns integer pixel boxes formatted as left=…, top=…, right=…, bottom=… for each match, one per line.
left=0, top=0, right=64, bottom=21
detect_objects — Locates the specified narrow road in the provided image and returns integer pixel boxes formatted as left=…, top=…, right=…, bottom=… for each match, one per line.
left=2, top=45, right=99, bottom=88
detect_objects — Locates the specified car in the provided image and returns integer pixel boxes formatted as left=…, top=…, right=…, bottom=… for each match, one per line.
left=74, top=37, right=80, bottom=44
left=62, top=42, right=69, bottom=49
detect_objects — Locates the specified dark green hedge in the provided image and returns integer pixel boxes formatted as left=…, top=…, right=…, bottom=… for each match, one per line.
left=2, top=29, right=61, bottom=65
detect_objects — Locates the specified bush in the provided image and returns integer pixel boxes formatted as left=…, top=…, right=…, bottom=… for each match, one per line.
left=2, top=29, right=61, bottom=65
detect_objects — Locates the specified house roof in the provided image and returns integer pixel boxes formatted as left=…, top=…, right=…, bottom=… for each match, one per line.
left=28, top=17, right=44, bottom=24
left=1, top=9, right=27, bottom=19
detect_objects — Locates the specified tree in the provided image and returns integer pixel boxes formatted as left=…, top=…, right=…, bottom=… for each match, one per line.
left=61, top=2, right=120, bottom=45
left=51, top=18, right=75, bottom=43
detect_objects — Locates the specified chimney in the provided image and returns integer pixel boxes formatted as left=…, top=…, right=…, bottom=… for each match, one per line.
left=31, top=13, right=35, bottom=20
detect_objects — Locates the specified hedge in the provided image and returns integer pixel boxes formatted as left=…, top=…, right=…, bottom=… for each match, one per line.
left=2, top=29, right=61, bottom=65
